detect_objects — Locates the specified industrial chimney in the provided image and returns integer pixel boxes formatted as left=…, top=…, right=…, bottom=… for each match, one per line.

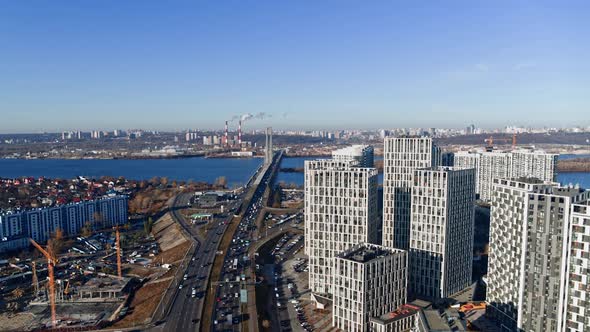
left=224, top=121, right=229, bottom=147
left=238, top=120, right=242, bottom=146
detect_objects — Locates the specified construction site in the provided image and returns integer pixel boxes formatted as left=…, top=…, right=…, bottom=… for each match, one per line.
left=0, top=211, right=191, bottom=331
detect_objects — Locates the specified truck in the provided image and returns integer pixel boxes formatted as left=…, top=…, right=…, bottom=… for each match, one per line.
left=232, top=258, right=238, bottom=270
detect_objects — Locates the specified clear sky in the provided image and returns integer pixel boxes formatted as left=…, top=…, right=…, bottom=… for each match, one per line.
left=0, top=1, right=588, bottom=133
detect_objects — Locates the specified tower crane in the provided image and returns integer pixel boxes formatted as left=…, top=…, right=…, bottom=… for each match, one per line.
left=90, top=224, right=123, bottom=278
left=64, top=280, right=70, bottom=298
left=115, top=225, right=122, bottom=279
left=30, top=238, right=58, bottom=327
left=99, top=224, right=124, bottom=278
left=484, top=133, right=517, bottom=149
left=31, top=261, right=39, bottom=295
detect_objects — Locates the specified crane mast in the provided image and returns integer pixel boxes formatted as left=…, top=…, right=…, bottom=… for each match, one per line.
left=30, top=239, right=58, bottom=327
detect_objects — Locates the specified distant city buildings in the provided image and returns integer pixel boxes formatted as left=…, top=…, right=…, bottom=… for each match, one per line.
left=61, top=130, right=128, bottom=140
left=382, top=136, right=441, bottom=250
left=185, top=131, right=199, bottom=142
left=453, top=149, right=557, bottom=201
left=0, top=195, right=128, bottom=253
left=332, top=243, right=407, bottom=332
left=304, top=157, right=379, bottom=295
left=486, top=178, right=589, bottom=331
left=91, top=130, right=104, bottom=139
left=409, top=167, right=475, bottom=300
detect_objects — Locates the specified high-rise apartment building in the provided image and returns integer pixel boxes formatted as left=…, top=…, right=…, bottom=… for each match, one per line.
left=486, top=178, right=589, bottom=331
left=568, top=201, right=590, bottom=331
left=332, top=145, right=375, bottom=167
left=453, top=149, right=557, bottom=201
left=333, top=243, right=407, bottom=332
left=409, top=167, right=475, bottom=300
left=383, top=136, right=440, bottom=250
left=305, top=158, right=379, bottom=295
left=511, top=150, right=557, bottom=182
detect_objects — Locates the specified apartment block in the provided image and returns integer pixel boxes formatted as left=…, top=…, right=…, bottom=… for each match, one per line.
left=486, top=178, right=589, bottom=331
left=333, top=243, right=407, bottom=332
left=332, top=145, right=375, bottom=167
left=566, top=201, right=590, bottom=331
left=409, top=167, right=475, bottom=300
left=0, top=195, right=128, bottom=253
left=453, top=149, right=557, bottom=201
left=305, top=159, right=379, bottom=295
left=383, top=136, right=440, bottom=250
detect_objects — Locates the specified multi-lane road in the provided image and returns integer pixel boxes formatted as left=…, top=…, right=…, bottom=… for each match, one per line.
left=211, top=152, right=282, bottom=331
left=150, top=151, right=282, bottom=332
left=151, top=192, right=242, bottom=332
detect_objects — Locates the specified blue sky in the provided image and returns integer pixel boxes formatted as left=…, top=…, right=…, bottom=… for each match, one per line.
left=0, top=1, right=588, bottom=133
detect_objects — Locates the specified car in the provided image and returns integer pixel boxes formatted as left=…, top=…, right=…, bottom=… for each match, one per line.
left=179, top=284, right=183, bottom=289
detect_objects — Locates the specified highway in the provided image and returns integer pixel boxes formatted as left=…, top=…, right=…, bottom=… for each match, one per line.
left=211, top=152, right=282, bottom=331
left=150, top=188, right=247, bottom=332
left=148, top=151, right=281, bottom=332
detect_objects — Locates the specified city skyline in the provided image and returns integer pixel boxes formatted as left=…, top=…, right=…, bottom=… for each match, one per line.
left=1, top=2, right=589, bottom=133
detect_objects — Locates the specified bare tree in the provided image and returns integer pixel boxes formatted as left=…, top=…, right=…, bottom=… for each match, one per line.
left=81, top=222, right=93, bottom=238
left=214, top=176, right=227, bottom=188
left=50, top=228, right=65, bottom=255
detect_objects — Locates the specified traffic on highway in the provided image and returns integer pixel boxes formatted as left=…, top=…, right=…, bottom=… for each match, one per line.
left=211, top=154, right=279, bottom=331
left=156, top=189, right=246, bottom=331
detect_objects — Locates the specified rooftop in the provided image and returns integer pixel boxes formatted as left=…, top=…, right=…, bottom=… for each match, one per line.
left=497, top=177, right=587, bottom=198
left=338, top=243, right=402, bottom=263
left=421, top=308, right=468, bottom=331
left=371, top=304, right=420, bottom=324
left=0, top=194, right=127, bottom=216
left=305, top=159, right=377, bottom=172
left=332, top=145, right=372, bottom=156
left=78, top=276, right=131, bottom=293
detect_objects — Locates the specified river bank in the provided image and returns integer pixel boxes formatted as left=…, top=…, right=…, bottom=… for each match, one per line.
left=556, top=158, right=590, bottom=172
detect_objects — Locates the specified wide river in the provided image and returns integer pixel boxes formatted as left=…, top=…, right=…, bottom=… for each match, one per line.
left=0, top=157, right=263, bottom=188
left=0, top=154, right=588, bottom=189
